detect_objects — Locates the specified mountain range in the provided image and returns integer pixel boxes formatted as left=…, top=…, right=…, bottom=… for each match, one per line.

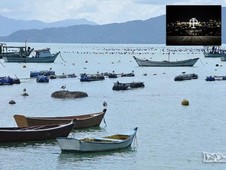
left=0, top=7, right=225, bottom=44
left=0, top=15, right=96, bottom=36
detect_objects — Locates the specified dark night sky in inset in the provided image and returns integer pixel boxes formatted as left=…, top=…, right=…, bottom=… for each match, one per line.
left=167, top=5, right=221, bottom=23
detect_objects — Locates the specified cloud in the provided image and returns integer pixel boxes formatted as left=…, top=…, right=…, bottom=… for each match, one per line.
left=134, top=0, right=225, bottom=5
left=0, top=0, right=224, bottom=24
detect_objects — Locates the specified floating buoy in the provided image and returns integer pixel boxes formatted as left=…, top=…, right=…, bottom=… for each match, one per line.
left=9, top=100, right=16, bottom=104
left=22, top=93, right=29, bottom=96
left=181, top=99, right=189, bottom=106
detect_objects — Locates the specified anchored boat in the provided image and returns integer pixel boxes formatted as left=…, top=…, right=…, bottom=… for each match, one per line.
left=57, top=127, right=138, bottom=152
left=133, top=56, right=199, bottom=67
left=3, top=47, right=60, bottom=63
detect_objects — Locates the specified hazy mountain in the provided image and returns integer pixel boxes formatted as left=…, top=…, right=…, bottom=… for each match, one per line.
left=0, top=7, right=225, bottom=44
left=0, top=15, right=165, bottom=44
left=0, top=15, right=96, bottom=36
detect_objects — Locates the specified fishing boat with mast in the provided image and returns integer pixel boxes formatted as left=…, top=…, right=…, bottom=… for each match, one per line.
left=1, top=41, right=60, bottom=63
left=0, top=42, right=34, bottom=59
left=3, top=48, right=60, bottom=63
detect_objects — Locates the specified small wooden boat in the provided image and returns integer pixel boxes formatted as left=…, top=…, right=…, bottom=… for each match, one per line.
left=129, top=82, right=145, bottom=88
left=80, top=73, right=105, bottom=82
left=112, top=82, right=130, bottom=90
left=30, top=70, right=55, bottom=78
left=133, top=56, right=199, bottom=67
left=14, top=109, right=107, bottom=129
left=57, top=127, right=138, bottom=152
left=112, top=81, right=144, bottom=91
left=0, top=122, right=74, bottom=143
left=108, top=73, right=118, bottom=78
left=121, top=73, right=135, bottom=77
left=174, top=73, right=198, bottom=81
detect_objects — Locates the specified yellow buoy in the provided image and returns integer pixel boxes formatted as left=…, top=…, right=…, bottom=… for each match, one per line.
left=181, top=99, right=189, bottom=106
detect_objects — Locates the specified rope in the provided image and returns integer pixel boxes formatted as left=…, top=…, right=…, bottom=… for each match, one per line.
left=103, top=118, right=107, bottom=127
left=199, top=58, right=205, bottom=66
left=133, top=133, right=138, bottom=147
left=0, top=61, right=5, bottom=68
left=14, top=74, right=19, bottom=79
left=60, top=53, right=67, bottom=63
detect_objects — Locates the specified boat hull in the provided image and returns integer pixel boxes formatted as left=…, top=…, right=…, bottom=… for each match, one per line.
left=220, top=55, right=226, bottom=61
left=14, top=109, right=106, bottom=129
left=3, top=52, right=60, bottom=63
left=133, top=56, right=199, bottom=67
left=57, top=127, right=138, bottom=152
left=0, top=122, right=74, bottom=143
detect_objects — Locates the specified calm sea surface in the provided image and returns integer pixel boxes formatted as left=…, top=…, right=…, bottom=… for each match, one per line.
left=0, top=43, right=226, bottom=170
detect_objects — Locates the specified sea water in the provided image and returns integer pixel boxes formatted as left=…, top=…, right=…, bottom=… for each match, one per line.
left=0, top=42, right=226, bottom=170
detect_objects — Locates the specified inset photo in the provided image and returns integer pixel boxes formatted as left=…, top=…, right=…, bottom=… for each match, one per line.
left=166, top=5, right=221, bottom=46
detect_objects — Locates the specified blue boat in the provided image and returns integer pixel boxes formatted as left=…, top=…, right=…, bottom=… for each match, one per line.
left=0, top=76, right=20, bottom=85
left=206, top=76, right=215, bottom=81
left=0, top=76, right=14, bottom=85
left=80, top=73, right=105, bottom=82
left=30, top=70, right=55, bottom=78
left=36, top=76, right=49, bottom=83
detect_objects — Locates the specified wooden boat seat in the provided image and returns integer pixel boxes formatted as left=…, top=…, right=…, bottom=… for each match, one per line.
left=80, top=137, right=123, bottom=143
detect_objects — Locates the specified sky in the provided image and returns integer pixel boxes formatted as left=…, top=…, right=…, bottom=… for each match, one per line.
left=0, top=0, right=225, bottom=24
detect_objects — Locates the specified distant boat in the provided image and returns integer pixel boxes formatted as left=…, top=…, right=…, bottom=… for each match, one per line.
left=112, top=82, right=130, bottom=90
left=80, top=73, right=105, bottom=82
left=203, top=46, right=226, bottom=58
left=3, top=48, right=60, bottom=63
left=133, top=56, right=199, bottom=67
left=36, top=75, right=49, bottom=83
left=0, top=76, right=21, bottom=85
left=206, top=76, right=226, bottom=81
left=112, top=81, right=144, bottom=90
left=0, top=122, right=74, bottom=143
left=174, top=73, right=198, bottom=81
left=13, top=109, right=107, bottom=129
left=30, top=70, right=55, bottom=78
left=56, top=127, right=138, bottom=152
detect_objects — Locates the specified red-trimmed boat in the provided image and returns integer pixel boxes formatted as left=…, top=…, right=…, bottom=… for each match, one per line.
left=14, top=109, right=107, bottom=129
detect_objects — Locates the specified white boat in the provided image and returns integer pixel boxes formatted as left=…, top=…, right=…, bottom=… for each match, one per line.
left=57, top=127, right=138, bottom=152
left=133, top=56, right=199, bottom=67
